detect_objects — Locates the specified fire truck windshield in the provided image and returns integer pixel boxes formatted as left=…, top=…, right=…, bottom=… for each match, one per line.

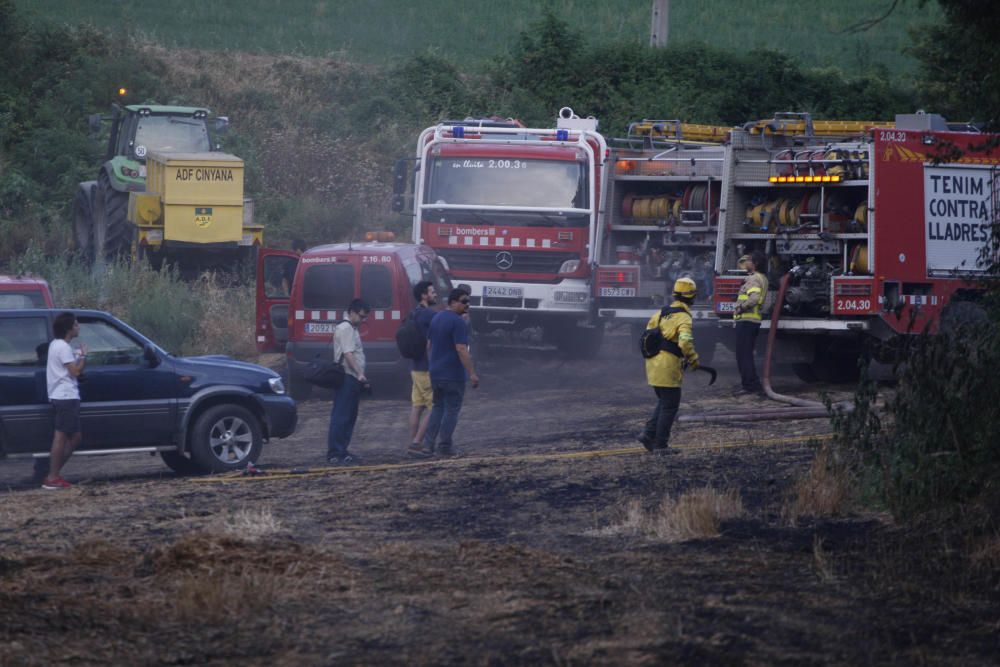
left=426, top=158, right=588, bottom=211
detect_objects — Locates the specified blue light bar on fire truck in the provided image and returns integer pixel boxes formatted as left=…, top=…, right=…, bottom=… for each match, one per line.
left=768, top=175, right=842, bottom=183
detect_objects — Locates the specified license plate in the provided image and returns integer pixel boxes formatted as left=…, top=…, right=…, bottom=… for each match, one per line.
left=305, top=322, right=336, bottom=334
left=599, top=287, right=636, bottom=297
left=716, top=301, right=736, bottom=313
left=484, top=285, right=523, bottom=298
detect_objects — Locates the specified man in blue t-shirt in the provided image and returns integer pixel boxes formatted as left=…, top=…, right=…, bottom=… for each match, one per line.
left=420, top=287, right=479, bottom=457
left=407, top=280, right=439, bottom=457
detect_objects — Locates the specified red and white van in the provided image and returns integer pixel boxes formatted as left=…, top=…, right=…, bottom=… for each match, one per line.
left=0, top=275, right=55, bottom=309
left=256, top=241, right=452, bottom=399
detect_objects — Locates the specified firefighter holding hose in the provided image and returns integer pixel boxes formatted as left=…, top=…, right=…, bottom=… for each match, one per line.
left=732, top=251, right=769, bottom=395
left=638, top=277, right=700, bottom=453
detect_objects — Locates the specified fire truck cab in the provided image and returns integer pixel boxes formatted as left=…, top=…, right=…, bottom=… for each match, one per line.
left=396, top=109, right=606, bottom=357
left=256, top=240, right=452, bottom=399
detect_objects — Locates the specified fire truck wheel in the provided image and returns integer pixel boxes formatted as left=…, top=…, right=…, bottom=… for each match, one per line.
left=557, top=323, right=605, bottom=359
left=940, top=301, right=988, bottom=333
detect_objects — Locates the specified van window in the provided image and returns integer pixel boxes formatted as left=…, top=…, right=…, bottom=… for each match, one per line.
left=303, top=264, right=354, bottom=309
left=402, top=260, right=423, bottom=287
left=420, top=258, right=452, bottom=296
left=0, top=317, right=49, bottom=366
left=361, top=265, right=393, bottom=309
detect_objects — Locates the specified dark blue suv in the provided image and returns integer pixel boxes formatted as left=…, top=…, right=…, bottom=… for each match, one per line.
left=0, top=309, right=297, bottom=474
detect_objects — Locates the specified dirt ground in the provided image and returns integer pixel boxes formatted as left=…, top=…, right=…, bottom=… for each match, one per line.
left=1, top=330, right=997, bottom=665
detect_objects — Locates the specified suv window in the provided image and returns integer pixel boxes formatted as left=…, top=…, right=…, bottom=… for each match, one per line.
left=361, top=265, right=393, bottom=308
left=77, top=318, right=144, bottom=366
left=0, top=291, right=45, bottom=309
left=0, top=317, right=49, bottom=366
left=302, top=264, right=354, bottom=309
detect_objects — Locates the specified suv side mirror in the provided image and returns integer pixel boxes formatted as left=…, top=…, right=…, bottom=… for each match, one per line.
left=88, top=114, right=103, bottom=133
left=143, top=344, right=161, bottom=368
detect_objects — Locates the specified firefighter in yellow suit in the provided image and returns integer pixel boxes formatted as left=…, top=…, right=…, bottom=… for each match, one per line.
left=639, top=277, right=700, bottom=453
left=732, top=251, right=769, bottom=394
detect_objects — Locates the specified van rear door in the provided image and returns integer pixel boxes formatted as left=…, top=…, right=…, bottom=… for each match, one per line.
left=256, top=249, right=299, bottom=352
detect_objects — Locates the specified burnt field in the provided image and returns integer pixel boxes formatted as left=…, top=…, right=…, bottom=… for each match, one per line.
left=1, top=332, right=997, bottom=665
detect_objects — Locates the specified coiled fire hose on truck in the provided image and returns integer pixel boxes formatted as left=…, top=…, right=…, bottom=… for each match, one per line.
left=680, top=273, right=852, bottom=423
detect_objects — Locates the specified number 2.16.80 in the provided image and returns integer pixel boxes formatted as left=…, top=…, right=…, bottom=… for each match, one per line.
left=488, top=159, right=526, bottom=169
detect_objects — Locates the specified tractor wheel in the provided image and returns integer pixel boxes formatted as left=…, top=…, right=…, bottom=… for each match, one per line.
left=137, top=242, right=165, bottom=271
left=72, top=184, right=96, bottom=259
left=94, top=172, right=134, bottom=260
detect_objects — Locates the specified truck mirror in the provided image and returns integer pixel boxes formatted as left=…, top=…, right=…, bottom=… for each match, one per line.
left=392, top=159, right=408, bottom=196
left=88, top=114, right=103, bottom=133
left=214, top=116, right=230, bottom=134
left=391, top=195, right=406, bottom=213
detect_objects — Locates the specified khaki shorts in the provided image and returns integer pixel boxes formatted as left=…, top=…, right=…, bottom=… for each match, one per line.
left=410, top=371, right=433, bottom=408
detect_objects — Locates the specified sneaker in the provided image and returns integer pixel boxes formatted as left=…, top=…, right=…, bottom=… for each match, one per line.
left=651, top=446, right=677, bottom=456
left=340, top=454, right=363, bottom=466
left=436, top=444, right=455, bottom=458
left=637, top=434, right=655, bottom=452
left=41, top=476, right=71, bottom=490
left=731, top=386, right=761, bottom=396
left=407, top=443, right=433, bottom=459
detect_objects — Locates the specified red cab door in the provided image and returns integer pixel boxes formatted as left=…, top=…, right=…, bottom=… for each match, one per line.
left=255, top=249, right=300, bottom=352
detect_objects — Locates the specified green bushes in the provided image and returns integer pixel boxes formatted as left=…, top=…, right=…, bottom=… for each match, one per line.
left=12, top=246, right=256, bottom=359
left=833, top=314, right=1000, bottom=519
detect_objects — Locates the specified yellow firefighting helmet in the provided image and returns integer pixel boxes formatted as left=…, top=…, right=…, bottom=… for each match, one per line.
left=673, top=276, right=698, bottom=299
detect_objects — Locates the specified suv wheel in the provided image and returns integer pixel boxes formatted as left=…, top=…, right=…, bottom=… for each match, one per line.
left=160, top=450, right=207, bottom=476
left=189, top=404, right=263, bottom=473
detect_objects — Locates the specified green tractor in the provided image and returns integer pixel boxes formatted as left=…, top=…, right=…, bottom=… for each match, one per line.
left=73, top=104, right=261, bottom=269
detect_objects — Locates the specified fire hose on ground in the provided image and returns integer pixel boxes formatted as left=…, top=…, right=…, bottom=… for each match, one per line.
left=680, top=272, right=853, bottom=423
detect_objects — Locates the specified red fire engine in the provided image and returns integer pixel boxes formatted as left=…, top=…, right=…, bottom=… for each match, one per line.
left=395, top=108, right=606, bottom=357
left=711, top=112, right=998, bottom=377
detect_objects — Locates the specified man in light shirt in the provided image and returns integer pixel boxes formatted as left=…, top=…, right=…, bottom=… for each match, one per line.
left=327, top=298, right=370, bottom=465
left=43, top=312, right=88, bottom=490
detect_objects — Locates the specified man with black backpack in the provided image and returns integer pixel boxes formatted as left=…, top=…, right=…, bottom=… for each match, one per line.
left=402, top=281, right=438, bottom=457
left=638, top=277, right=700, bottom=453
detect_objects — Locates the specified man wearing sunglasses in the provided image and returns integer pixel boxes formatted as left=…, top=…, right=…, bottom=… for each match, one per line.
left=327, top=298, right=371, bottom=465
left=417, top=288, right=479, bottom=457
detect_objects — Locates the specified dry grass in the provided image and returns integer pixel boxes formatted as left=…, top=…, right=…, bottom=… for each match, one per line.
left=596, top=487, right=745, bottom=543
left=216, top=505, right=285, bottom=541
left=968, top=532, right=1000, bottom=571
left=783, top=445, right=850, bottom=524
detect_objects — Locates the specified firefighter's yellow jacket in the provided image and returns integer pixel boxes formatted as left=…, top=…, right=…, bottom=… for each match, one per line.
left=734, top=271, right=769, bottom=321
left=644, top=301, right=699, bottom=388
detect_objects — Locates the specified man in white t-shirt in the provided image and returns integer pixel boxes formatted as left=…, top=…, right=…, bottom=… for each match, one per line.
left=43, top=312, right=88, bottom=490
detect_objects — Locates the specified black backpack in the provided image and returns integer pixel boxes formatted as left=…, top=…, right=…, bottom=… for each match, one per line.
left=639, top=306, right=688, bottom=359
left=396, top=309, right=427, bottom=360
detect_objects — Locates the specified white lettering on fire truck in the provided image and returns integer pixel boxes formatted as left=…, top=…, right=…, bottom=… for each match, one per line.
left=454, top=227, right=496, bottom=236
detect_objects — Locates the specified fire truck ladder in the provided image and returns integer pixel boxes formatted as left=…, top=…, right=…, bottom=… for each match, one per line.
left=745, top=112, right=894, bottom=138
left=625, top=119, right=732, bottom=146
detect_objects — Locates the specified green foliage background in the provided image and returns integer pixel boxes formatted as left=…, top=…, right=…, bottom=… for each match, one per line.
left=1, top=0, right=936, bottom=263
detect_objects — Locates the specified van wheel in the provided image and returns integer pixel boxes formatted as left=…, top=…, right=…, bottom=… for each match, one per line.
left=160, top=450, right=207, bottom=475
left=189, top=405, right=263, bottom=473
